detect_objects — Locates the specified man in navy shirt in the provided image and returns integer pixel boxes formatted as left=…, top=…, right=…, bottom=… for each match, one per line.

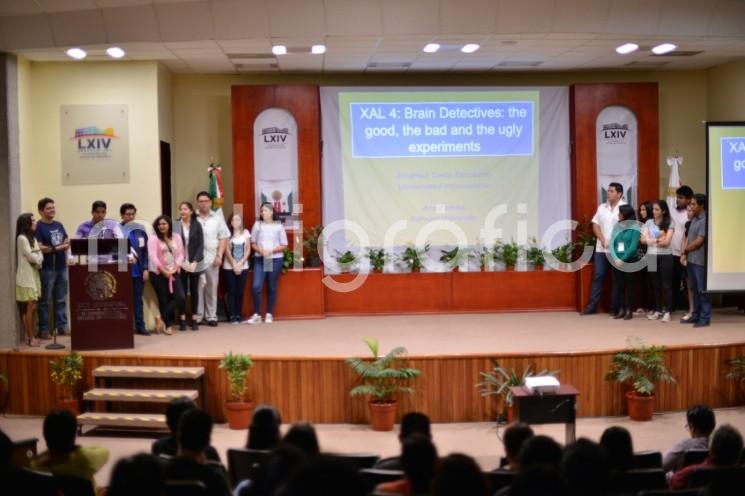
left=120, top=203, right=150, bottom=336
left=35, top=197, right=70, bottom=338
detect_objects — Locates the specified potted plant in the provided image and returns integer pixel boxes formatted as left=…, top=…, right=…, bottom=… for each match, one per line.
left=49, top=352, right=83, bottom=415
left=282, top=248, right=295, bottom=273
left=725, top=356, right=745, bottom=398
left=471, top=245, right=493, bottom=272
left=476, top=359, right=558, bottom=423
left=526, top=237, right=546, bottom=270
left=400, top=245, right=429, bottom=273
left=367, top=248, right=387, bottom=273
left=575, top=215, right=597, bottom=258
left=605, top=338, right=676, bottom=421
left=550, top=240, right=576, bottom=271
left=303, top=225, right=322, bottom=267
left=502, top=241, right=519, bottom=271
left=219, top=351, right=254, bottom=429
left=346, top=338, right=421, bottom=431
left=492, top=242, right=506, bottom=271
left=335, top=249, right=358, bottom=273
left=439, top=246, right=468, bottom=271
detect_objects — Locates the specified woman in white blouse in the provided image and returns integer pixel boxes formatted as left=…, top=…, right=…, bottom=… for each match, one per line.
left=16, top=213, right=43, bottom=346
left=223, top=213, right=251, bottom=323
left=246, top=203, right=288, bottom=324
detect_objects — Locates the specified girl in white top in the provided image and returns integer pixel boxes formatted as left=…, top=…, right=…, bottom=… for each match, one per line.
left=246, top=203, right=288, bottom=324
left=640, top=200, right=675, bottom=322
left=16, top=213, right=44, bottom=346
left=223, top=213, right=251, bottom=323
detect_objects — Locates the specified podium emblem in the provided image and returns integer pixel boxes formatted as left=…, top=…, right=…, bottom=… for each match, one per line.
left=85, top=271, right=117, bottom=300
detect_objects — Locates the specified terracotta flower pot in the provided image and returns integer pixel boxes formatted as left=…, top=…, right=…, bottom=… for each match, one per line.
left=225, top=400, right=254, bottom=430
left=626, top=391, right=654, bottom=421
left=368, top=401, right=397, bottom=431
left=56, top=398, right=80, bottom=416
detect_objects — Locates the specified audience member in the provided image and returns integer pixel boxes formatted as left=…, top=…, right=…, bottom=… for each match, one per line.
left=237, top=444, right=309, bottom=496
left=152, top=396, right=221, bottom=462
left=195, top=191, right=229, bottom=327
left=561, top=438, right=611, bottom=496
left=681, top=193, right=710, bottom=327
left=663, top=404, right=716, bottom=473
left=600, top=426, right=634, bottom=472
left=517, top=435, right=563, bottom=471
left=32, top=409, right=110, bottom=488
left=247, top=405, right=282, bottom=450
left=35, top=197, right=70, bottom=338
left=432, top=453, right=488, bottom=496
left=279, top=455, right=366, bottom=496
left=498, top=422, right=534, bottom=472
left=669, top=424, right=743, bottom=490
left=1, top=429, right=57, bottom=496
left=120, top=203, right=150, bottom=336
left=173, top=201, right=204, bottom=331
left=107, top=453, right=165, bottom=496
left=162, top=409, right=231, bottom=496
left=281, top=422, right=320, bottom=457
left=376, top=434, right=438, bottom=496
left=510, top=465, right=566, bottom=496
left=15, top=213, right=43, bottom=346
left=375, top=411, right=432, bottom=470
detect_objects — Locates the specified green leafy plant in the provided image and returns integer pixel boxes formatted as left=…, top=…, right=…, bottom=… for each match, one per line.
left=303, top=225, right=323, bottom=266
left=526, top=237, right=546, bottom=267
left=439, top=246, right=468, bottom=269
left=49, top=352, right=83, bottom=398
left=575, top=215, right=596, bottom=258
left=367, top=248, right=387, bottom=272
left=725, top=356, right=745, bottom=386
left=471, top=246, right=492, bottom=269
left=476, top=359, right=558, bottom=408
left=502, top=241, right=519, bottom=268
left=605, top=338, right=676, bottom=396
left=335, top=249, right=357, bottom=273
left=400, top=244, right=429, bottom=271
left=346, top=338, right=421, bottom=404
left=282, top=248, right=295, bottom=272
left=219, top=352, right=254, bottom=402
left=551, top=240, right=576, bottom=265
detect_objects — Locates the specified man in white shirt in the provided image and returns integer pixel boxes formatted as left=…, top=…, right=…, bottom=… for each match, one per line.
left=670, top=185, right=693, bottom=312
left=580, top=182, right=626, bottom=315
left=194, top=191, right=229, bottom=327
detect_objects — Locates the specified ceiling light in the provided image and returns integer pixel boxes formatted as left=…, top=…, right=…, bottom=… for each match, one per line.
left=423, top=43, right=440, bottom=53
left=106, top=46, right=125, bottom=59
left=272, top=45, right=287, bottom=55
left=66, top=48, right=87, bottom=60
left=311, top=44, right=326, bottom=55
left=461, top=44, right=480, bottom=54
left=652, top=43, right=676, bottom=55
left=615, top=43, right=639, bottom=55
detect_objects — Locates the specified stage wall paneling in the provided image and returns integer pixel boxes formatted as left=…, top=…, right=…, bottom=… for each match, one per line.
left=4, top=342, right=744, bottom=424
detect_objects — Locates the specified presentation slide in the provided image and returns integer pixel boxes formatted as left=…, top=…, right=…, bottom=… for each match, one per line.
left=707, top=122, right=745, bottom=291
left=321, top=87, right=570, bottom=255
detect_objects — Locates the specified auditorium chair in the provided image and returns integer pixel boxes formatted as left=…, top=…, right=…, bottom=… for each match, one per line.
left=609, top=468, right=668, bottom=493
left=10, top=437, right=38, bottom=468
left=484, top=470, right=515, bottom=492
left=682, top=449, right=708, bottom=468
left=164, top=480, right=207, bottom=496
left=632, top=451, right=663, bottom=469
left=638, top=490, right=703, bottom=496
left=54, top=474, right=96, bottom=496
left=4, top=467, right=57, bottom=496
left=689, top=466, right=745, bottom=489
left=325, top=452, right=380, bottom=469
left=227, top=448, right=270, bottom=487
left=359, top=468, right=404, bottom=493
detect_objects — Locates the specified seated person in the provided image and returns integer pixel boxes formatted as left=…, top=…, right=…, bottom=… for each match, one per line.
left=246, top=405, right=282, bottom=450
left=374, top=411, right=431, bottom=470
left=432, top=453, right=489, bottom=496
left=600, top=426, right=634, bottom=472
left=375, top=434, right=438, bottom=495
left=562, top=439, right=611, bottom=496
left=495, top=423, right=534, bottom=472
left=161, top=409, right=231, bottom=496
left=107, top=453, right=165, bottom=496
left=1, top=429, right=57, bottom=496
left=152, top=396, right=221, bottom=462
left=663, top=404, right=715, bottom=473
left=32, top=410, right=110, bottom=489
left=670, top=424, right=743, bottom=490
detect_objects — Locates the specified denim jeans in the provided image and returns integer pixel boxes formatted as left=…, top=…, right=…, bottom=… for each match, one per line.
left=688, top=263, right=711, bottom=324
left=38, top=268, right=68, bottom=333
left=132, top=276, right=145, bottom=332
left=224, top=268, right=248, bottom=320
left=587, top=252, right=618, bottom=312
left=252, top=257, right=283, bottom=315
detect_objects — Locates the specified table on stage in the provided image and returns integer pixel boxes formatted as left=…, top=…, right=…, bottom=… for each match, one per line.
left=509, top=384, right=579, bottom=445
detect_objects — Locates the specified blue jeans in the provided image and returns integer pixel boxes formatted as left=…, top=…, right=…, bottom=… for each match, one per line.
left=38, top=268, right=68, bottom=333
left=224, top=268, right=248, bottom=320
left=587, top=252, right=618, bottom=312
left=688, top=263, right=711, bottom=324
left=132, top=276, right=145, bottom=331
left=252, top=257, right=283, bottom=315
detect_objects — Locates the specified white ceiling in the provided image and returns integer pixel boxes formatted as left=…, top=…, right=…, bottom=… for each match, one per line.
left=1, top=0, right=745, bottom=73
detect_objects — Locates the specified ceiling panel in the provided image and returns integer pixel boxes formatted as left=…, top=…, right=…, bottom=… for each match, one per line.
left=708, top=1, right=745, bottom=37
left=94, top=0, right=154, bottom=7
left=324, top=0, right=382, bottom=36
left=657, top=0, right=715, bottom=37
left=102, top=5, right=160, bottom=43
left=605, top=0, right=662, bottom=35
left=439, top=0, right=497, bottom=35
left=1, top=15, right=55, bottom=49
left=553, top=0, right=612, bottom=33
left=155, top=0, right=213, bottom=42
left=51, top=9, right=107, bottom=46
left=496, top=0, right=554, bottom=34
left=382, top=0, right=439, bottom=36
left=0, top=0, right=43, bottom=16
left=37, top=0, right=98, bottom=12
left=212, top=0, right=269, bottom=40
left=267, top=0, right=325, bottom=38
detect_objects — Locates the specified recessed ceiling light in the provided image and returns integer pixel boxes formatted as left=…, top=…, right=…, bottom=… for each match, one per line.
left=272, top=45, right=287, bottom=55
left=615, top=43, right=639, bottom=55
left=423, top=43, right=440, bottom=53
left=461, top=44, right=480, bottom=54
left=106, top=46, right=125, bottom=59
left=66, top=48, right=87, bottom=60
left=652, top=43, right=676, bottom=55
left=311, top=44, right=326, bottom=55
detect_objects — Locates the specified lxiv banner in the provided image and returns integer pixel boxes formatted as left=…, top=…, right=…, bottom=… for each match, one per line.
left=595, top=105, right=638, bottom=206
left=61, top=104, right=130, bottom=185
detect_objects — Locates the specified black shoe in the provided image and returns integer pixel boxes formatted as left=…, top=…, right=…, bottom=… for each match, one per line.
left=190, top=320, right=199, bottom=331
left=680, top=318, right=698, bottom=324
left=208, top=320, right=218, bottom=327
left=623, top=310, right=633, bottom=320
left=579, top=308, right=596, bottom=316
left=693, top=322, right=710, bottom=328
left=613, top=310, right=625, bottom=320
left=38, top=332, right=51, bottom=340
left=178, top=320, right=187, bottom=331
left=135, top=329, right=151, bottom=336
left=56, top=329, right=67, bottom=336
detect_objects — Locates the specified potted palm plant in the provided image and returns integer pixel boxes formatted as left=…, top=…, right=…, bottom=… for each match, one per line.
left=605, top=338, right=676, bottom=421
left=219, top=351, right=254, bottom=429
left=526, top=237, right=546, bottom=270
left=470, top=245, right=493, bottom=272
left=550, top=240, right=576, bottom=271
left=439, top=246, right=468, bottom=271
left=335, top=249, right=357, bottom=273
left=726, top=356, right=745, bottom=399
left=502, top=241, right=519, bottom=271
left=476, top=359, right=558, bottom=423
left=282, top=248, right=295, bottom=273
left=346, top=338, right=421, bottom=431
left=303, top=225, right=322, bottom=267
left=492, top=242, right=506, bottom=271
left=367, top=248, right=387, bottom=273
left=400, top=245, right=429, bottom=272
left=49, top=352, right=83, bottom=415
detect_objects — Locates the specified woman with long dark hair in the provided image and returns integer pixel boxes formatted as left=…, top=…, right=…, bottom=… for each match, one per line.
left=634, top=201, right=654, bottom=314
left=610, top=204, right=640, bottom=320
left=173, top=201, right=204, bottom=331
left=147, top=215, right=185, bottom=335
left=246, top=203, right=288, bottom=325
left=223, top=213, right=251, bottom=324
left=16, top=213, right=43, bottom=346
left=641, top=200, right=675, bottom=322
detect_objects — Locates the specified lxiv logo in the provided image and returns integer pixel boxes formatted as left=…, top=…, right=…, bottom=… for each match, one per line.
left=601, top=123, right=628, bottom=144
left=73, top=126, right=118, bottom=158
left=262, top=126, right=290, bottom=148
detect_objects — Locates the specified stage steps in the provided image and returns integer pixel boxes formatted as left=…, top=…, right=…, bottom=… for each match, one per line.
left=79, top=365, right=205, bottom=433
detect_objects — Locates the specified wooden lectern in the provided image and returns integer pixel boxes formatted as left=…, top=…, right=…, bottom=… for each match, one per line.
left=510, top=384, right=579, bottom=445
left=69, top=239, right=134, bottom=350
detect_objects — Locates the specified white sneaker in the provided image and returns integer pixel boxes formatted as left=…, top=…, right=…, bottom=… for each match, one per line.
left=661, top=312, right=671, bottom=323
left=264, top=313, right=273, bottom=324
left=647, top=311, right=662, bottom=320
left=244, top=314, right=262, bottom=325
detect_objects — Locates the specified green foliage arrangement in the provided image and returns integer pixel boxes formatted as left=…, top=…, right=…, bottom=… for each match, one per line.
left=219, top=352, right=254, bottom=402
left=367, top=248, right=387, bottom=272
left=49, top=352, right=83, bottom=393
left=477, top=359, right=558, bottom=408
left=346, top=338, right=421, bottom=404
left=439, top=246, right=468, bottom=269
left=400, top=245, right=429, bottom=271
left=605, top=338, right=677, bottom=396
left=282, top=248, right=295, bottom=272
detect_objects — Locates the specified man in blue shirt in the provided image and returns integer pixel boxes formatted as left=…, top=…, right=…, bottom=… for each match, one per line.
left=35, top=197, right=70, bottom=338
left=120, top=203, right=150, bottom=336
left=681, top=193, right=710, bottom=328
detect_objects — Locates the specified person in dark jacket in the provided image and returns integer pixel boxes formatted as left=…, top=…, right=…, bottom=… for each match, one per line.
left=121, top=203, right=150, bottom=336
left=609, top=204, right=641, bottom=320
left=173, top=201, right=204, bottom=331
